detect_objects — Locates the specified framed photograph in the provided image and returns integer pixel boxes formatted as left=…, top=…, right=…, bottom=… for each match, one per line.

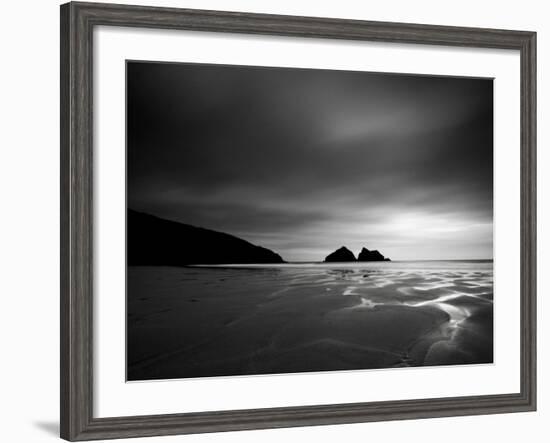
left=60, top=2, right=536, bottom=440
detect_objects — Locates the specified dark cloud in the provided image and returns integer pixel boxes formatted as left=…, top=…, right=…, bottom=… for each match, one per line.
left=127, top=61, right=493, bottom=261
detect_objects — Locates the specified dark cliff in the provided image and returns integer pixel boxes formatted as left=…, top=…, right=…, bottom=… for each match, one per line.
left=127, top=209, right=285, bottom=265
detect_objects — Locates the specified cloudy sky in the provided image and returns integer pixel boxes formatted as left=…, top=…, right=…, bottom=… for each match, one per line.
left=127, top=61, right=493, bottom=261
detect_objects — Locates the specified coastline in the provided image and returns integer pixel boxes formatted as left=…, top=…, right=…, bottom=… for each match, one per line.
left=127, top=261, right=493, bottom=381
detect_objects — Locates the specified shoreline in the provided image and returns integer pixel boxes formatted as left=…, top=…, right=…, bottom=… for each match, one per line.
left=127, top=264, right=493, bottom=381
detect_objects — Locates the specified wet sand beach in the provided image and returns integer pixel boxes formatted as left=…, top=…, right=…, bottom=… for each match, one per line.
left=127, top=261, right=493, bottom=381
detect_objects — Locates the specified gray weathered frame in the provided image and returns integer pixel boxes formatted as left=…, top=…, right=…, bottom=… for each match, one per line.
left=60, top=1, right=536, bottom=440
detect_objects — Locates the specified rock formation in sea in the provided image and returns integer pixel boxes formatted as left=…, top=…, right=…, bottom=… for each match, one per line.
left=357, top=247, right=391, bottom=262
left=324, top=246, right=357, bottom=262
left=127, top=209, right=285, bottom=265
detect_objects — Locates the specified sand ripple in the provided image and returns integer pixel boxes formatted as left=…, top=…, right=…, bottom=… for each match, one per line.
left=127, top=261, right=493, bottom=380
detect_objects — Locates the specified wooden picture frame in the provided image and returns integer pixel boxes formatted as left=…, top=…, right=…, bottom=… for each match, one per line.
left=60, top=2, right=536, bottom=440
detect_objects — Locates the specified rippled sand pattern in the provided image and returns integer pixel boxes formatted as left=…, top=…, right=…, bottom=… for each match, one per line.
left=127, top=262, right=493, bottom=381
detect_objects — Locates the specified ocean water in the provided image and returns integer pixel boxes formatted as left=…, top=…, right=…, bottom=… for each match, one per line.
left=127, top=260, right=493, bottom=380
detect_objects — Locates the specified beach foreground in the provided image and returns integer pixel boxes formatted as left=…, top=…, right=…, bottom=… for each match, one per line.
left=127, top=261, right=493, bottom=381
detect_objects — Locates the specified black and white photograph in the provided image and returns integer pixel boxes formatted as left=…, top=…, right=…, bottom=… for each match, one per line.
left=126, top=60, right=494, bottom=381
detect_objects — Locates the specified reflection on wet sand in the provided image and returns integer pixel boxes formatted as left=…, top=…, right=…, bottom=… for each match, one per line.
left=127, top=261, right=493, bottom=381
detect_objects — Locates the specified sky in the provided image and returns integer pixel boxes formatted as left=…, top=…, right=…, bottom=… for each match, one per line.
left=127, top=61, right=493, bottom=261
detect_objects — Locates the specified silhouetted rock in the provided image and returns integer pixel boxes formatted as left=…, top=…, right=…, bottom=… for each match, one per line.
left=357, top=247, right=390, bottom=262
left=127, top=209, right=285, bottom=265
left=324, top=246, right=356, bottom=262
